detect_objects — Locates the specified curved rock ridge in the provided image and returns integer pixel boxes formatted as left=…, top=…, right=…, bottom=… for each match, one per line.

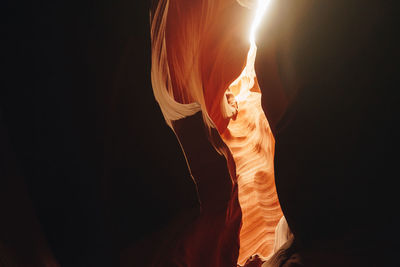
left=150, top=0, right=286, bottom=266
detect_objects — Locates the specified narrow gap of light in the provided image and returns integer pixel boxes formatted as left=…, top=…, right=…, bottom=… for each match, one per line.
left=231, top=0, right=272, bottom=103
left=249, top=0, right=271, bottom=45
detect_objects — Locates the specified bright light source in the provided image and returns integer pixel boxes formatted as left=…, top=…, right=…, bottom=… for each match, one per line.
left=230, top=0, right=271, bottom=103
left=249, top=0, right=271, bottom=45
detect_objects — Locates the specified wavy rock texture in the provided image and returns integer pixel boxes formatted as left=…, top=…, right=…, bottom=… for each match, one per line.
left=150, top=0, right=285, bottom=266
left=221, top=91, right=283, bottom=265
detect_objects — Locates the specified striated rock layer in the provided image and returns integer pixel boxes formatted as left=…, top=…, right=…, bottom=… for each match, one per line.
left=221, top=91, right=283, bottom=265
left=150, top=0, right=286, bottom=266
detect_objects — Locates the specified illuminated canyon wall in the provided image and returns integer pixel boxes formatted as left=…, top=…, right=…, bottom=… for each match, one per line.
left=150, top=0, right=288, bottom=265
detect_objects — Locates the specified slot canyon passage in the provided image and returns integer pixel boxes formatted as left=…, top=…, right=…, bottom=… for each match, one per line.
left=147, top=0, right=399, bottom=266
left=2, top=0, right=398, bottom=266
left=150, top=0, right=287, bottom=266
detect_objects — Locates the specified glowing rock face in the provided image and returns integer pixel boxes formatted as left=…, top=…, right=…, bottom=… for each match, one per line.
left=220, top=2, right=284, bottom=263
left=150, top=0, right=286, bottom=265
left=221, top=92, right=283, bottom=265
